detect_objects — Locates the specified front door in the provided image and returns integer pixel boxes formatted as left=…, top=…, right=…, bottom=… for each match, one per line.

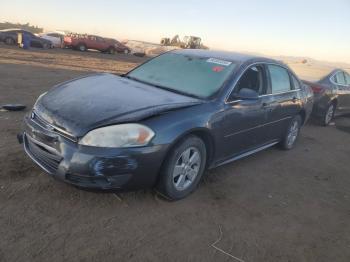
left=218, top=64, right=270, bottom=162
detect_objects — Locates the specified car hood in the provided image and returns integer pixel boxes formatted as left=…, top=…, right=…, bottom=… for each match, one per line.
left=34, top=73, right=203, bottom=137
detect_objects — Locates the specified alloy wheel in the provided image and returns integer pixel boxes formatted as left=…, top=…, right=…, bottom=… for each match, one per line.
left=287, top=120, right=299, bottom=147
left=172, top=147, right=201, bottom=191
left=325, top=104, right=334, bottom=125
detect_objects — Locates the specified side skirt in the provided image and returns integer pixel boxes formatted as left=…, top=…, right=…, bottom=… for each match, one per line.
left=213, top=141, right=279, bottom=168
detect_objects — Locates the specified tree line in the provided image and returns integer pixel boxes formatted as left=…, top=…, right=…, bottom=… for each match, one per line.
left=0, top=22, right=43, bottom=33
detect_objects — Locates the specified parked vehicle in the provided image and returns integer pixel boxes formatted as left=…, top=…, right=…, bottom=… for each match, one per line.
left=19, top=50, right=312, bottom=200
left=0, top=28, right=53, bottom=48
left=106, top=38, right=131, bottom=54
left=39, top=31, right=65, bottom=48
left=303, top=69, right=350, bottom=125
left=64, top=34, right=130, bottom=54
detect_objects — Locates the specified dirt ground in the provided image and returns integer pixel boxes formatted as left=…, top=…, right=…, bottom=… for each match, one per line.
left=0, top=45, right=350, bottom=262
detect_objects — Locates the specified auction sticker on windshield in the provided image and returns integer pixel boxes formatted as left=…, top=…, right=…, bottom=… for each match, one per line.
left=207, top=58, right=232, bottom=66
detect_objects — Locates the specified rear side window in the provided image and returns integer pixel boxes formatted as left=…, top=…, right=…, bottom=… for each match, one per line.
left=334, top=72, right=346, bottom=85
left=344, top=72, right=350, bottom=86
left=291, top=75, right=301, bottom=90
left=267, top=65, right=292, bottom=93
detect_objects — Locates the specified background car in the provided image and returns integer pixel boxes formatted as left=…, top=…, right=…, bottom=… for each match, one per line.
left=64, top=34, right=130, bottom=54
left=0, top=28, right=53, bottom=48
left=20, top=50, right=312, bottom=200
left=106, top=38, right=131, bottom=54
left=303, top=69, right=350, bottom=125
left=39, top=31, right=65, bottom=48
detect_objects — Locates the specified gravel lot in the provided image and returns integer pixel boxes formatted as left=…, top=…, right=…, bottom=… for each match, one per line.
left=0, top=46, right=349, bottom=262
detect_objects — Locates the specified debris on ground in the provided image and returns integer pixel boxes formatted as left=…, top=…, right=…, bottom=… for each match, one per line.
left=2, top=104, right=26, bottom=111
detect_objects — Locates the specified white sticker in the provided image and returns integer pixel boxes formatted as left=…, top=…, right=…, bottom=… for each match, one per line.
left=207, top=58, right=232, bottom=66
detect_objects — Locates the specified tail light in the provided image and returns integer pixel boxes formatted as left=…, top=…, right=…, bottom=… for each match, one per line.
left=311, top=85, right=325, bottom=94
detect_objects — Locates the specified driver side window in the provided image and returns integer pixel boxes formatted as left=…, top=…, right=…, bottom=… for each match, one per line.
left=229, top=65, right=266, bottom=101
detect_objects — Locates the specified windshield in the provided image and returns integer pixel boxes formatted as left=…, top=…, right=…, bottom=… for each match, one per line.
left=127, top=53, right=237, bottom=98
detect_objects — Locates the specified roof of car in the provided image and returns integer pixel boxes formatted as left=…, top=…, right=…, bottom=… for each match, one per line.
left=0, top=28, right=22, bottom=32
left=172, top=49, right=277, bottom=64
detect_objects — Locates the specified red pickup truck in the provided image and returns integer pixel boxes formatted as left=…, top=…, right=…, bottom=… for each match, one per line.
left=64, top=34, right=131, bottom=54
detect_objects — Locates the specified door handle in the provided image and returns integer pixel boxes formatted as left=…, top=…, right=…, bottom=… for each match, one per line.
left=262, top=102, right=274, bottom=112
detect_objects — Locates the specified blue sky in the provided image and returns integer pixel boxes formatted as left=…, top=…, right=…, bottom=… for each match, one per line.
left=1, top=0, right=350, bottom=63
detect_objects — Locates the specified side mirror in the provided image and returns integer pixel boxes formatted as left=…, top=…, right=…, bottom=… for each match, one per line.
left=232, top=88, right=259, bottom=100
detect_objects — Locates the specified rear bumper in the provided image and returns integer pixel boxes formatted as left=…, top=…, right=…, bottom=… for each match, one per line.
left=20, top=116, right=169, bottom=190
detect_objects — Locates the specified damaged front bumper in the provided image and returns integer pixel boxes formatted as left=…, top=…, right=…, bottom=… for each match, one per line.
left=19, top=115, right=168, bottom=190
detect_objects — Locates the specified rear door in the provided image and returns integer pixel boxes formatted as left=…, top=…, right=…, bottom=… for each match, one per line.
left=264, top=64, right=301, bottom=141
left=95, top=36, right=107, bottom=51
left=87, top=35, right=97, bottom=50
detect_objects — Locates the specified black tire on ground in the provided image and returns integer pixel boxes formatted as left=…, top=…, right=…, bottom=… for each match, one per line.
left=280, top=115, right=302, bottom=150
left=321, top=103, right=336, bottom=126
left=5, top=37, right=15, bottom=45
left=78, top=43, right=87, bottom=52
left=133, top=52, right=145, bottom=57
left=42, top=43, right=50, bottom=49
left=156, top=135, right=207, bottom=201
left=107, top=47, right=115, bottom=54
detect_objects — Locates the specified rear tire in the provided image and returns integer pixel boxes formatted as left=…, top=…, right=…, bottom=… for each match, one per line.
left=321, top=103, right=335, bottom=126
left=156, top=135, right=206, bottom=201
left=108, top=47, right=115, bottom=54
left=78, top=43, right=87, bottom=52
left=280, top=115, right=302, bottom=150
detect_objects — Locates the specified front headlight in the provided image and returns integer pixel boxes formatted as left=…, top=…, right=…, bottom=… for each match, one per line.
left=79, top=124, right=155, bottom=148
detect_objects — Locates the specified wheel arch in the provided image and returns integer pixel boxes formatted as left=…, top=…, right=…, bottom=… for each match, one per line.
left=298, top=109, right=306, bottom=125
left=162, top=127, right=216, bottom=170
left=330, top=98, right=338, bottom=108
left=77, top=42, right=87, bottom=49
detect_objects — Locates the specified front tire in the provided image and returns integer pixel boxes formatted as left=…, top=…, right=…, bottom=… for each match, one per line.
left=156, top=136, right=206, bottom=201
left=280, top=115, right=302, bottom=150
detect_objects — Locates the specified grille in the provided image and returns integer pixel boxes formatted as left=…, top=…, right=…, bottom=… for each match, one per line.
left=65, top=173, right=107, bottom=184
left=25, top=135, right=62, bottom=174
left=31, top=111, right=77, bottom=142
